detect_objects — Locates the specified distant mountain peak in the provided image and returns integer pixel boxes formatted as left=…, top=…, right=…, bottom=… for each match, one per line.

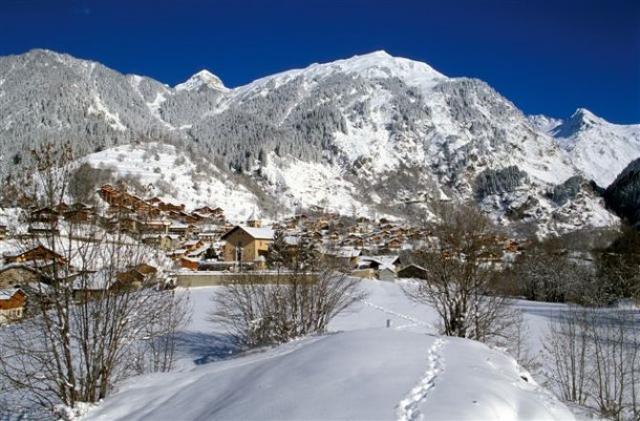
left=570, top=107, right=604, bottom=126
left=552, top=107, right=605, bottom=138
left=175, top=69, right=227, bottom=92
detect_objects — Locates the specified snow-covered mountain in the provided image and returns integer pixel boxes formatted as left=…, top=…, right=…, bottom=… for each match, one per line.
left=1, top=49, right=637, bottom=233
left=529, top=108, right=640, bottom=187
left=174, top=69, right=228, bottom=93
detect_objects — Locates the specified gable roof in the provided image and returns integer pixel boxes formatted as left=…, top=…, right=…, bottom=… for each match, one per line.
left=0, top=288, right=25, bottom=300
left=221, top=225, right=274, bottom=241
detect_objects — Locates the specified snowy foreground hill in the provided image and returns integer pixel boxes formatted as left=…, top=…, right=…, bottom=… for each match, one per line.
left=1, top=49, right=639, bottom=232
left=84, top=282, right=574, bottom=421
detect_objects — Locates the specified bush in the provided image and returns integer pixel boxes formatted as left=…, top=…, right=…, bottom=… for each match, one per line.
left=210, top=268, right=364, bottom=347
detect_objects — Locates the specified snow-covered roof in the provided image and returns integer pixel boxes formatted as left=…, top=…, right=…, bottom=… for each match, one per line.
left=222, top=225, right=274, bottom=240
left=359, top=255, right=399, bottom=270
left=325, top=247, right=361, bottom=258
left=0, top=288, right=23, bottom=299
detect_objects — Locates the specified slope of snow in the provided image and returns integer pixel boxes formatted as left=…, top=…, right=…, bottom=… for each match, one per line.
left=527, top=114, right=563, bottom=136
left=542, top=108, right=640, bottom=187
left=260, top=152, right=380, bottom=216
left=84, top=282, right=574, bottom=421
left=83, top=143, right=260, bottom=222
left=229, top=50, right=446, bottom=102
left=87, top=94, right=126, bottom=132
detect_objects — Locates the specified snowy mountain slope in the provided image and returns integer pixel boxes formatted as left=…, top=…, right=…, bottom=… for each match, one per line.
left=0, top=49, right=182, bottom=167
left=0, top=49, right=636, bottom=232
left=84, top=283, right=574, bottom=421
left=172, top=50, right=610, bottom=232
left=174, top=69, right=228, bottom=93
left=529, top=108, right=640, bottom=187
left=82, top=143, right=260, bottom=221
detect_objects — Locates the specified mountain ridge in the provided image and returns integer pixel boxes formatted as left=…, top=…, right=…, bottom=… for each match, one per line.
left=1, top=48, right=638, bottom=233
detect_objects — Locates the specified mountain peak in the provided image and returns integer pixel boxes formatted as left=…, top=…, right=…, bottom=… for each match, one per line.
left=570, top=107, right=603, bottom=125
left=354, top=50, right=392, bottom=58
left=552, top=107, right=607, bottom=138
left=175, top=69, right=227, bottom=92
left=285, top=50, right=448, bottom=92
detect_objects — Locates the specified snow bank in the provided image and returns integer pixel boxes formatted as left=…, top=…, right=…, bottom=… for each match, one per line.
left=86, top=329, right=572, bottom=421
left=84, top=281, right=573, bottom=421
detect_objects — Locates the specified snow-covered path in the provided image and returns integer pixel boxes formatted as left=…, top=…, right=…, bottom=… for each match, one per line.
left=84, top=281, right=575, bottom=420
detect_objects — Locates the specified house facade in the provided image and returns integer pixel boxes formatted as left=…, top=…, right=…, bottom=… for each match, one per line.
left=221, top=225, right=274, bottom=266
left=0, top=288, right=26, bottom=324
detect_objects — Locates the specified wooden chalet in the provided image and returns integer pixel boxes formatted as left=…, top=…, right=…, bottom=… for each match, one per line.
left=0, top=264, right=46, bottom=289
left=29, top=207, right=59, bottom=223
left=0, top=288, right=26, bottom=323
left=397, top=264, right=428, bottom=280
left=4, top=245, right=67, bottom=266
left=221, top=225, right=274, bottom=266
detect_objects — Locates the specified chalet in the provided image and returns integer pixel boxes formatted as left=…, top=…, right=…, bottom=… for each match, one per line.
left=198, top=226, right=219, bottom=242
left=385, top=238, right=403, bottom=251
left=115, top=264, right=158, bottom=289
left=378, top=267, right=397, bottom=282
left=63, top=203, right=95, bottom=223
left=0, top=264, right=46, bottom=289
left=179, top=256, right=199, bottom=271
left=397, top=264, right=428, bottom=280
left=182, top=239, right=205, bottom=253
left=4, top=245, right=67, bottom=266
left=142, top=234, right=176, bottom=251
left=169, top=222, right=199, bottom=237
left=71, top=270, right=115, bottom=301
left=106, top=204, right=136, bottom=217
left=142, top=219, right=170, bottom=234
left=221, top=225, right=274, bottom=266
left=158, top=202, right=185, bottom=213
left=0, top=288, right=26, bottom=323
left=133, top=263, right=158, bottom=278
left=357, top=255, right=399, bottom=281
left=192, top=206, right=215, bottom=216
left=29, top=207, right=59, bottom=223
left=322, top=246, right=361, bottom=269
left=115, top=270, right=145, bottom=289
left=99, top=185, right=153, bottom=214
left=28, top=221, right=60, bottom=236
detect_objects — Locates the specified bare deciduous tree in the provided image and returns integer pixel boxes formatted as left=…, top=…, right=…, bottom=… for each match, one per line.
left=0, top=143, right=190, bottom=419
left=211, top=239, right=365, bottom=347
left=544, top=306, right=640, bottom=420
left=403, top=203, right=516, bottom=343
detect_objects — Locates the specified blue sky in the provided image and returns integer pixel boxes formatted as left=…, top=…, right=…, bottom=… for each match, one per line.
left=1, top=0, right=639, bottom=123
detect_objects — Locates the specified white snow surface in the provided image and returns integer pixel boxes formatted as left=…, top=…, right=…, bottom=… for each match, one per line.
left=83, top=143, right=260, bottom=222
left=531, top=108, right=640, bottom=187
left=85, top=281, right=574, bottom=421
left=558, top=110, right=640, bottom=187
left=175, top=70, right=228, bottom=92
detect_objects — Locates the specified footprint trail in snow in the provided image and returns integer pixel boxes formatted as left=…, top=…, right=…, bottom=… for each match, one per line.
left=397, top=337, right=447, bottom=421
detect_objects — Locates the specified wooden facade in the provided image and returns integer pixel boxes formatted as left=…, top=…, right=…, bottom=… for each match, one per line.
left=221, top=226, right=273, bottom=264
left=0, top=289, right=26, bottom=323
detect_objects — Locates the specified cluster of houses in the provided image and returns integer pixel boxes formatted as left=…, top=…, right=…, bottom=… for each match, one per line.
left=0, top=243, right=162, bottom=324
left=0, top=184, right=524, bottom=324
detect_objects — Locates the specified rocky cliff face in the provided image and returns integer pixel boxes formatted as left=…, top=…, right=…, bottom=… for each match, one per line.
left=604, top=158, right=640, bottom=227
